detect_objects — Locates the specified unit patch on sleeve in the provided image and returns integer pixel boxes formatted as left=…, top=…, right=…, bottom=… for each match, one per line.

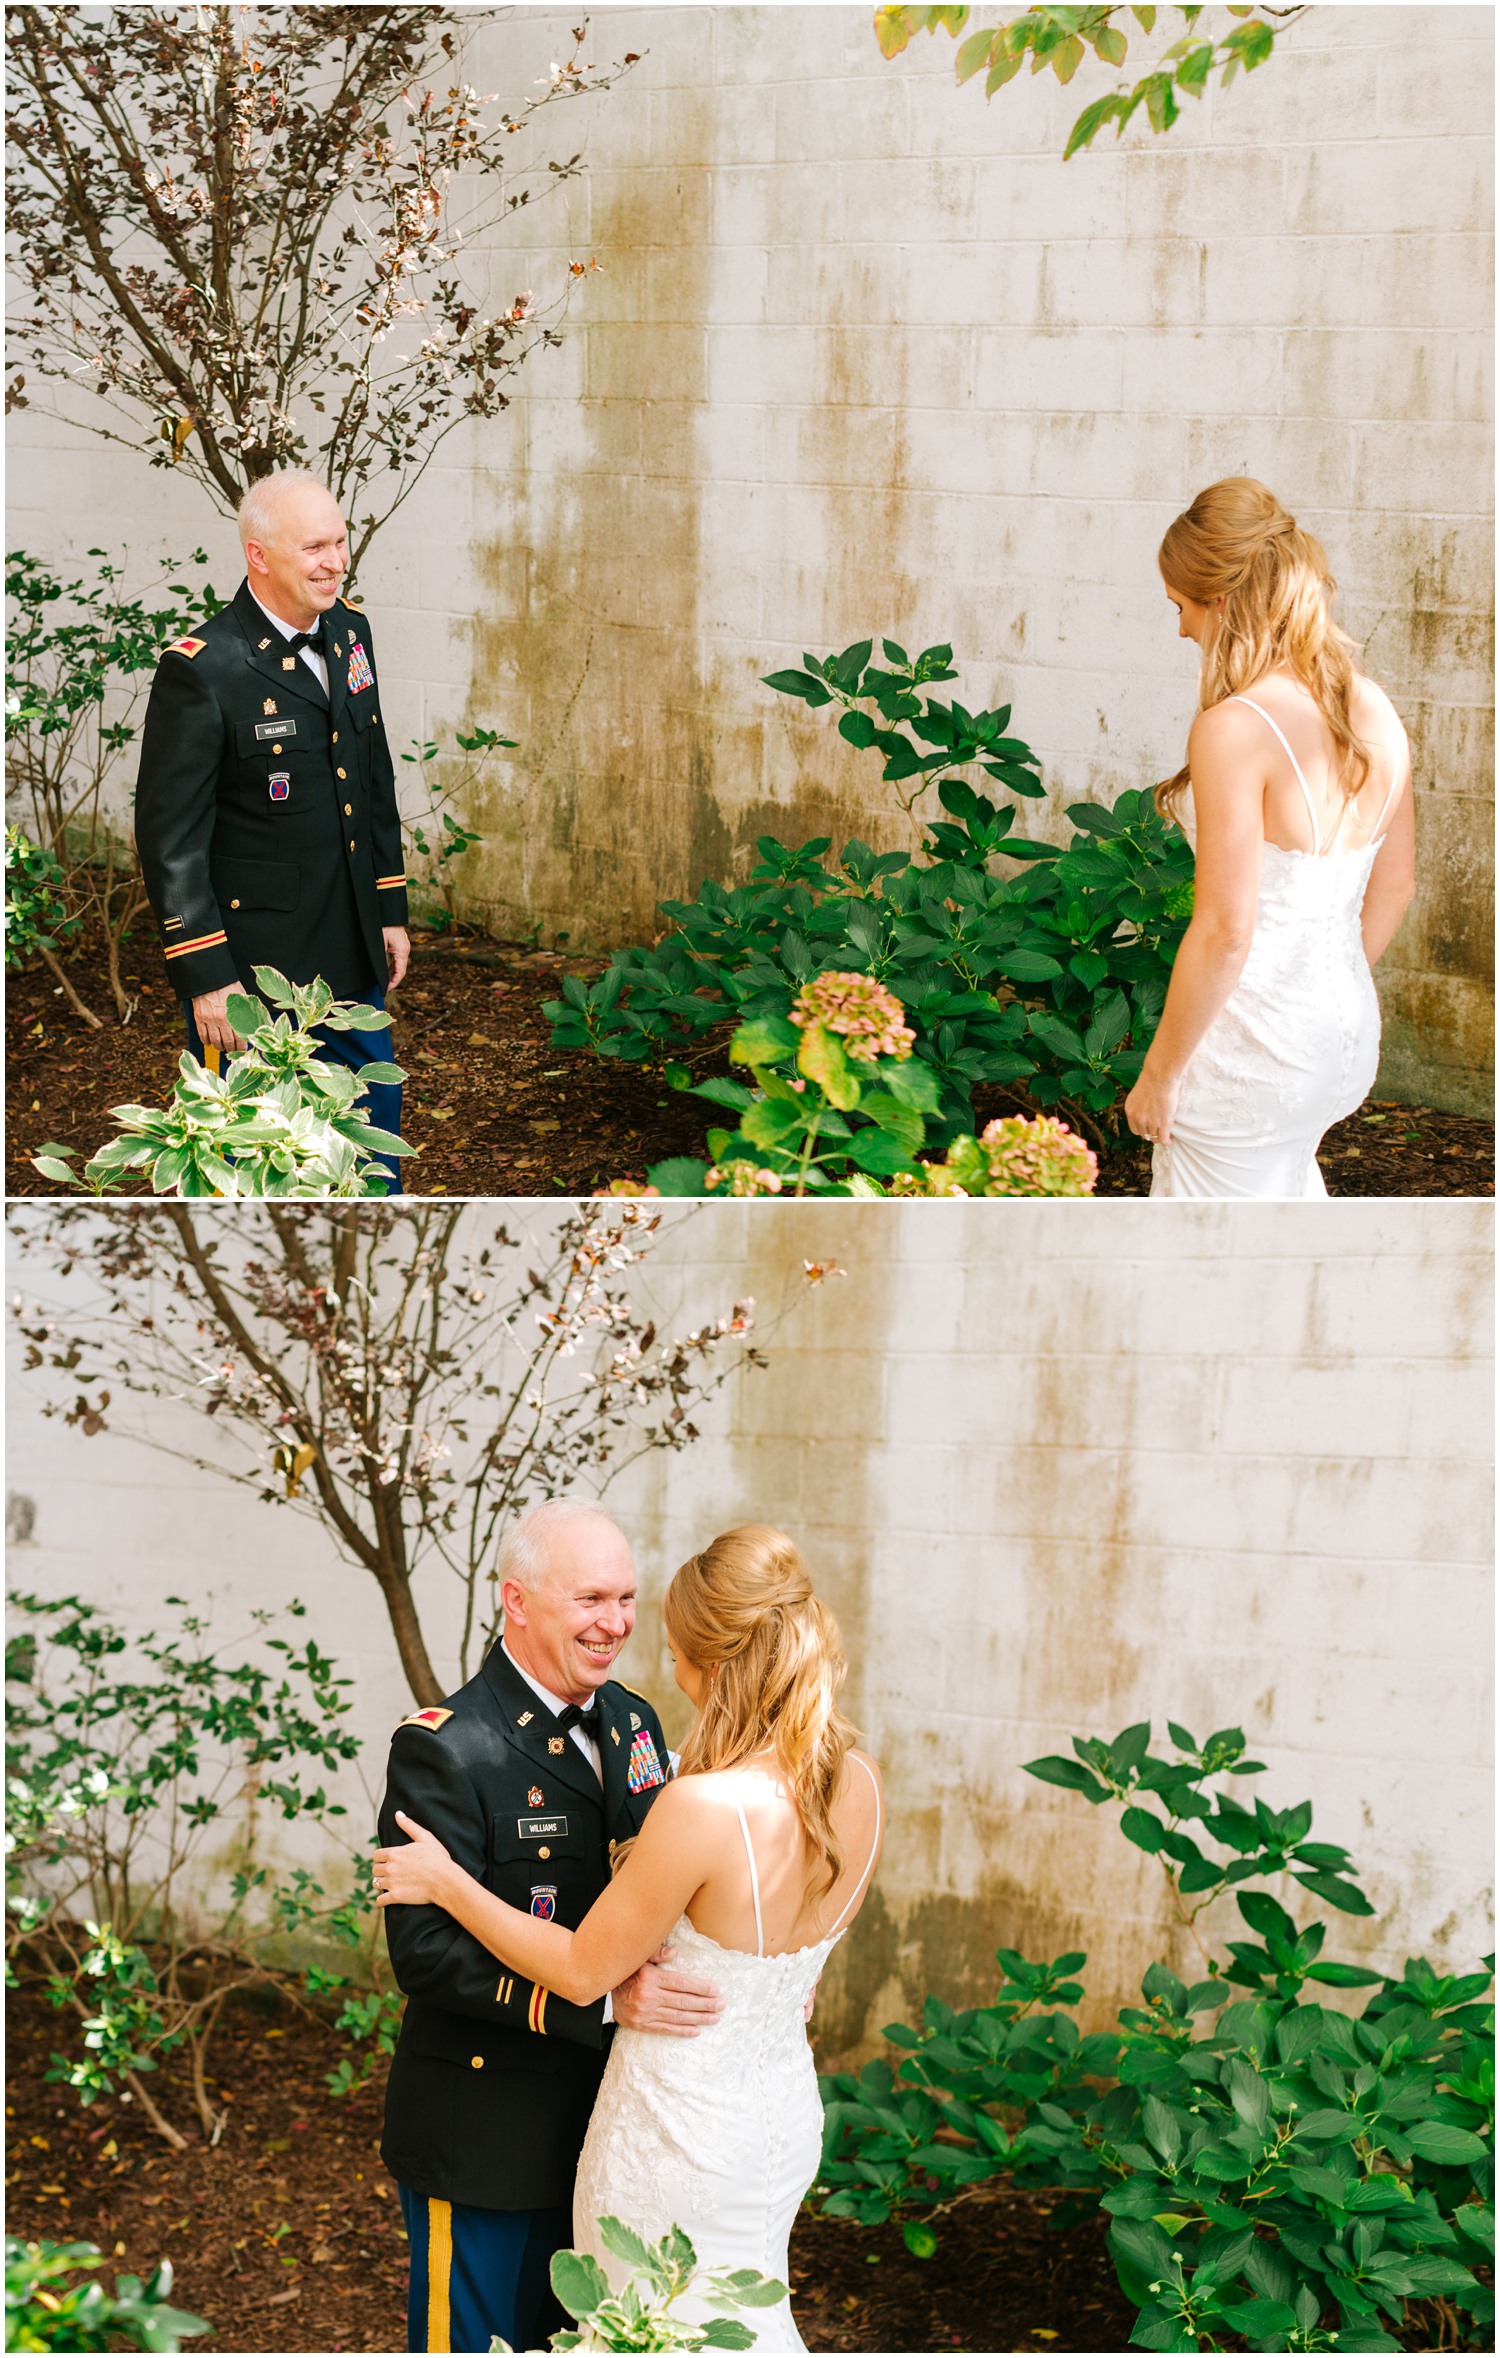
left=347, top=640, right=374, bottom=694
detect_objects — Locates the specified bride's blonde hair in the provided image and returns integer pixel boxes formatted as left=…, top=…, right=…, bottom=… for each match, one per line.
left=666, top=1525, right=859, bottom=1902
left=1157, top=477, right=1371, bottom=818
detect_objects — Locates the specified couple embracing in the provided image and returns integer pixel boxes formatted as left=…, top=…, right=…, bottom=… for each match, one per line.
left=373, top=1500, right=883, bottom=2354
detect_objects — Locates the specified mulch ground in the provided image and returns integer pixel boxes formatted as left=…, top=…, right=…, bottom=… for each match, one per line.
left=5, top=1973, right=1133, bottom=2354
left=6, top=926, right=1493, bottom=1199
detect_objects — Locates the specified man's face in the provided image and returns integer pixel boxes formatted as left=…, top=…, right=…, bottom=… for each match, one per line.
left=502, top=1516, right=638, bottom=1704
left=244, top=485, right=348, bottom=626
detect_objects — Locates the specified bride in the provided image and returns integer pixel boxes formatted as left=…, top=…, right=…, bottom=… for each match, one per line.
left=374, top=1526, right=883, bottom=2353
left=1124, top=478, right=1415, bottom=1199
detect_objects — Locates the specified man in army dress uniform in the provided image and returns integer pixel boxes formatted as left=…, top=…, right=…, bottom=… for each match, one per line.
left=378, top=1501, right=724, bottom=2355
left=133, top=470, right=409, bottom=1176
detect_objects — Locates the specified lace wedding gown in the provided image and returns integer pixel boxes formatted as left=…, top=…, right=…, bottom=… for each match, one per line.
left=1152, top=696, right=1403, bottom=1201
left=573, top=1762, right=881, bottom=2353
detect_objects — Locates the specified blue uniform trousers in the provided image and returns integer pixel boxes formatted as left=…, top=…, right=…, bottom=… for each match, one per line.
left=398, top=2184, right=572, bottom=2354
left=183, top=987, right=404, bottom=1189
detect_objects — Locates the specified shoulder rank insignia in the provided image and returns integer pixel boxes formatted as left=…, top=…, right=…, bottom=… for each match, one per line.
left=396, top=1707, right=453, bottom=1734
left=165, top=635, right=206, bottom=659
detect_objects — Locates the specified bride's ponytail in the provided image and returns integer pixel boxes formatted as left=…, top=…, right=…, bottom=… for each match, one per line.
left=1156, top=477, right=1372, bottom=818
left=666, top=1527, right=858, bottom=1905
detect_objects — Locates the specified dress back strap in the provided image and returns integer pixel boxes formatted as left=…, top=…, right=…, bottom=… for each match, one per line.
left=827, top=1755, right=883, bottom=1937
left=1228, top=694, right=1321, bottom=854
left=733, top=1800, right=765, bottom=1957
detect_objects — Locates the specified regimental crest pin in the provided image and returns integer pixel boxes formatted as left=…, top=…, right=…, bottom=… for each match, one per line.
left=281, top=656, right=296, bottom=670
left=262, top=698, right=277, bottom=714
left=347, top=639, right=374, bottom=694
left=530, top=1885, right=558, bottom=1920
left=268, top=772, right=290, bottom=802
left=527, top=1785, right=544, bottom=1808
left=548, top=1736, right=565, bottom=1755
left=626, top=1729, right=666, bottom=1795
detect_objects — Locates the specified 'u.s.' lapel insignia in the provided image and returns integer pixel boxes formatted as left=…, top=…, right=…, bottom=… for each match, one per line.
left=258, top=638, right=271, bottom=651
left=517, top=1710, right=534, bottom=1727
left=527, top=1785, right=544, bottom=1808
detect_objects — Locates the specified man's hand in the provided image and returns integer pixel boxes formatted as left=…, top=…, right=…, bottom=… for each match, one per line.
left=192, top=984, right=247, bottom=1056
left=383, top=926, right=411, bottom=991
left=611, top=1945, right=723, bottom=2039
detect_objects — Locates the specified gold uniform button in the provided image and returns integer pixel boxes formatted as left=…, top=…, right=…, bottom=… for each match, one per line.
left=349, top=839, right=356, bottom=853
left=272, top=742, right=283, bottom=754
left=469, top=2055, right=484, bottom=2071
left=337, top=766, right=347, bottom=779
left=537, top=1845, right=551, bottom=1861
left=331, top=731, right=339, bottom=744
left=229, top=898, right=241, bottom=909
left=608, top=1838, right=617, bottom=1853
left=344, top=802, right=353, bottom=816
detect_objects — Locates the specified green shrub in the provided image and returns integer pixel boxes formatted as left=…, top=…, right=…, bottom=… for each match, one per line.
left=817, top=1720, right=1494, bottom=2352
left=491, top=2217, right=789, bottom=2351
left=5, top=1590, right=392, bottom=2147
left=5, top=826, right=77, bottom=966
left=5, top=2238, right=208, bottom=2353
left=32, top=965, right=412, bottom=1198
left=547, top=639, right=1193, bottom=1140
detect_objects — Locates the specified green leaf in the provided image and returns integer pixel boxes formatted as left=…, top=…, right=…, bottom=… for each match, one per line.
left=1293, top=1870, right=1375, bottom=1917
left=1121, top=1806, right=1166, bottom=1854
left=224, top=991, right=264, bottom=1037
left=250, top=964, right=295, bottom=1006
left=352, top=1062, right=405, bottom=1088
left=762, top=668, right=832, bottom=707
left=901, top=2220, right=938, bottom=2258
left=729, top=1016, right=799, bottom=1069
left=1237, top=1891, right=1297, bottom=1944
left=1405, top=2121, right=1488, bottom=2165
left=797, top=1021, right=861, bottom=1111
left=740, top=1097, right=805, bottom=1150
left=645, top=1159, right=712, bottom=1197
left=1023, top=1755, right=1110, bottom=1802
left=549, top=2248, right=611, bottom=2319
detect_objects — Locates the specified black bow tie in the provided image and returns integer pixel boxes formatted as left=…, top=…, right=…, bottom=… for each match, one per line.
left=286, top=622, right=325, bottom=655
left=555, top=1702, right=597, bottom=1733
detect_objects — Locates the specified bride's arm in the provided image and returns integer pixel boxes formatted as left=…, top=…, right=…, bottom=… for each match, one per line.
left=1125, top=703, right=1264, bottom=1143
left=1359, top=774, right=1415, bottom=967
left=374, top=1779, right=717, bottom=2007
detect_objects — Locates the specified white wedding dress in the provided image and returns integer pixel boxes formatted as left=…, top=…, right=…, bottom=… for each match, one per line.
left=573, top=1761, right=881, bottom=2352
left=1152, top=695, right=1403, bottom=1201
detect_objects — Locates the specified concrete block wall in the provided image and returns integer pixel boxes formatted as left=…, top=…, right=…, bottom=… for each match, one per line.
left=6, top=1201, right=1492, bottom=2061
left=4, top=7, right=1492, bottom=1109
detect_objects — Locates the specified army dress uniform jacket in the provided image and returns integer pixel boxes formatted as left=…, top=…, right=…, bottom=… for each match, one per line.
left=133, top=581, right=408, bottom=1004
left=378, top=1645, right=672, bottom=2213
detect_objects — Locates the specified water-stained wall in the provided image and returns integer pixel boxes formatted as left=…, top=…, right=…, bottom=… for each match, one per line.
left=7, top=1202, right=1491, bottom=2060
left=6, top=6, right=1491, bottom=1107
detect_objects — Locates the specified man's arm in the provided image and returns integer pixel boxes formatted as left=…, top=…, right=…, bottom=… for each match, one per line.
left=379, top=1728, right=608, bottom=2051
left=133, top=650, right=239, bottom=1004
left=360, top=624, right=409, bottom=951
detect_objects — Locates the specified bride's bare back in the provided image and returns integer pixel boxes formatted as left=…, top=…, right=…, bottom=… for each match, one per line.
left=682, top=1749, right=884, bottom=1957
left=1226, top=667, right=1411, bottom=856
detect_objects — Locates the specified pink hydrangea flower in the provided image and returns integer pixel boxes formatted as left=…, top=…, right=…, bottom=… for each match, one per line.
left=973, top=1114, right=1097, bottom=1197
left=705, top=1161, right=784, bottom=1197
left=790, top=970, right=915, bottom=1062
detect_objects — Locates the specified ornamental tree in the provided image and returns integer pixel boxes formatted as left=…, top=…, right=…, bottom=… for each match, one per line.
left=7, top=1203, right=842, bottom=1706
left=6, top=6, right=639, bottom=570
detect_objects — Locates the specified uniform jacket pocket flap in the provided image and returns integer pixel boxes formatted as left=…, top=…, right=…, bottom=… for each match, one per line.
left=411, top=2008, right=561, bottom=2075
left=347, top=697, right=373, bottom=730
left=210, top=856, right=299, bottom=912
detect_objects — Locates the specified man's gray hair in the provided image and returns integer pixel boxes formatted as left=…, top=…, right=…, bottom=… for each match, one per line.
left=498, top=1498, right=627, bottom=1592
left=237, top=469, right=336, bottom=548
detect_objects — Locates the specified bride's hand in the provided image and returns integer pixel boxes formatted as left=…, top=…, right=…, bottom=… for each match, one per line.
left=373, top=1811, right=460, bottom=1909
left=1124, top=1065, right=1181, bottom=1147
